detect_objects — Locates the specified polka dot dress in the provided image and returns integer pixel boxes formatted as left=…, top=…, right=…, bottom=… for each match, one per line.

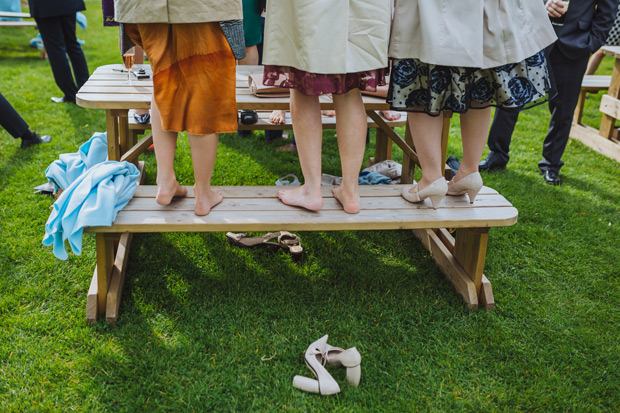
left=606, top=6, right=620, bottom=46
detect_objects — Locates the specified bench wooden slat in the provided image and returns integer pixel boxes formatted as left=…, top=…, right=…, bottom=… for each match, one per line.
left=122, top=193, right=512, bottom=212
left=0, top=21, right=37, bottom=27
left=87, top=206, right=517, bottom=233
left=131, top=185, right=500, bottom=198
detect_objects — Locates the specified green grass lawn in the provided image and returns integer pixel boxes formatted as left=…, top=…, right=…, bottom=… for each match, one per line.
left=1, top=2, right=619, bottom=410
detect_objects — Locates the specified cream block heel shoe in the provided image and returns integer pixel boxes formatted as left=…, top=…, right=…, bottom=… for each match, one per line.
left=447, top=172, right=483, bottom=204
left=401, top=177, right=448, bottom=209
left=292, top=335, right=340, bottom=395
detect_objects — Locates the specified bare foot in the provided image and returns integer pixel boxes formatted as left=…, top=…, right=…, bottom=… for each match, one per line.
left=321, top=110, right=336, bottom=117
left=270, top=110, right=286, bottom=124
left=194, top=187, right=223, bottom=216
left=332, top=186, right=360, bottom=214
left=156, top=180, right=187, bottom=205
left=380, top=110, right=401, bottom=121
left=277, top=185, right=323, bottom=211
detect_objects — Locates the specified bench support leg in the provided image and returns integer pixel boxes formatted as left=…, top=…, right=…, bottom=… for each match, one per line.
left=413, top=227, right=494, bottom=309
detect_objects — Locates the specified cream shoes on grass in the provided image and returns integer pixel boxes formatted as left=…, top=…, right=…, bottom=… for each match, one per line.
left=293, top=335, right=362, bottom=396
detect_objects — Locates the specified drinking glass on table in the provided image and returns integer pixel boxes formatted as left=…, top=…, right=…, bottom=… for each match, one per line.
left=122, top=46, right=135, bottom=84
left=550, top=0, right=569, bottom=26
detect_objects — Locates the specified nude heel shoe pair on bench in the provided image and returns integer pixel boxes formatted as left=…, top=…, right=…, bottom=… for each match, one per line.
left=292, top=334, right=362, bottom=396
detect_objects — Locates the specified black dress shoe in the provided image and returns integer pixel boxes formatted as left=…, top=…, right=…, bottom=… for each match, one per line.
left=542, top=170, right=560, bottom=185
left=20, top=133, right=51, bottom=149
left=478, top=154, right=507, bottom=171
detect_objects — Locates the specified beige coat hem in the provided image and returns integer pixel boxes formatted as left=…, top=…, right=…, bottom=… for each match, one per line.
left=114, top=0, right=242, bottom=24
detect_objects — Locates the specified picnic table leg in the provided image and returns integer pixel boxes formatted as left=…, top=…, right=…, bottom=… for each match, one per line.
left=599, top=59, right=620, bottom=139
left=454, top=227, right=494, bottom=309
left=374, top=126, right=390, bottom=163
left=401, top=123, right=415, bottom=184
left=89, top=233, right=117, bottom=322
left=573, top=90, right=587, bottom=125
left=118, top=112, right=130, bottom=157
left=105, top=110, right=120, bottom=161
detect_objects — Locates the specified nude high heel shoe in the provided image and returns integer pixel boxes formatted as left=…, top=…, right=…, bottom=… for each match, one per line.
left=401, top=177, right=448, bottom=209
left=447, top=172, right=483, bottom=204
left=323, top=344, right=362, bottom=387
left=292, top=335, right=340, bottom=395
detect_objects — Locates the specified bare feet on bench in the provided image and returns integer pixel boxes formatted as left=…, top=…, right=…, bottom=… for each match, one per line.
left=379, top=110, right=401, bottom=121
left=194, top=186, right=223, bottom=216
left=321, top=110, right=336, bottom=117
left=156, top=180, right=188, bottom=205
left=277, top=185, right=323, bottom=211
left=332, top=186, right=361, bottom=214
left=270, top=110, right=286, bottom=124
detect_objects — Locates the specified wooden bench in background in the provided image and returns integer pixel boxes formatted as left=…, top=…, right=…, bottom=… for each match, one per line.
left=573, top=75, right=611, bottom=125
left=85, top=184, right=518, bottom=324
left=0, top=11, right=36, bottom=27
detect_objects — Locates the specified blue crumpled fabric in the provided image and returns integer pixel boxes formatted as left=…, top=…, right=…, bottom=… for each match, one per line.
left=76, top=11, right=87, bottom=30
left=42, top=161, right=140, bottom=260
left=45, top=132, right=108, bottom=192
left=358, top=171, right=392, bottom=185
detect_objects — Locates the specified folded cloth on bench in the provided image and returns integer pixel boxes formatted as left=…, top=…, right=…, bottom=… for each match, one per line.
left=249, top=73, right=290, bottom=98
left=45, top=132, right=108, bottom=192
left=358, top=171, right=392, bottom=185
left=43, top=161, right=140, bottom=260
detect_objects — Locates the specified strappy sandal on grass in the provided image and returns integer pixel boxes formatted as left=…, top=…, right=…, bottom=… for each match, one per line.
left=278, top=231, right=303, bottom=261
left=226, top=232, right=282, bottom=252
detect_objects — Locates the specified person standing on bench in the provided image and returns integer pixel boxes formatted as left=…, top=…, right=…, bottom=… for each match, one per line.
left=115, top=0, right=243, bottom=216
left=28, top=0, right=90, bottom=104
left=262, top=0, right=391, bottom=214
left=388, top=0, right=556, bottom=208
left=479, top=0, right=618, bottom=185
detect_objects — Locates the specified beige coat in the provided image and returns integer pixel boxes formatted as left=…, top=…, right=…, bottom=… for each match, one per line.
left=114, top=0, right=242, bottom=24
left=262, top=0, right=391, bottom=74
left=389, top=0, right=557, bottom=68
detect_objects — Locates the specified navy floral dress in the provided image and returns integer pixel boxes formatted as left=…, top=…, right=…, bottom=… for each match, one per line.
left=387, top=50, right=553, bottom=115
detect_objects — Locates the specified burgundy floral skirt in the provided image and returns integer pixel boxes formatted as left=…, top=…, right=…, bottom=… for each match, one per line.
left=263, top=65, right=388, bottom=96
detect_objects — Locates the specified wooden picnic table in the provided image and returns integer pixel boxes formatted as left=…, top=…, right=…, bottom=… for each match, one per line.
left=570, top=46, right=620, bottom=162
left=76, top=64, right=451, bottom=184
left=76, top=64, right=514, bottom=324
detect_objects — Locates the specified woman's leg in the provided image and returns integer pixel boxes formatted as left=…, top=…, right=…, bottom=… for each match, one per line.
left=188, top=133, right=223, bottom=216
left=455, top=107, right=492, bottom=181
left=405, top=112, right=445, bottom=191
left=239, top=45, right=259, bottom=65
left=332, top=89, right=367, bottom=214
left=151, top=97, right=187, bottom=205
left=277, top=89, right=323, bottom=210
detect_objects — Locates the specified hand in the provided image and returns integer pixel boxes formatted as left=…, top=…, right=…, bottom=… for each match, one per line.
left=545, top=0, right=566, bottom=18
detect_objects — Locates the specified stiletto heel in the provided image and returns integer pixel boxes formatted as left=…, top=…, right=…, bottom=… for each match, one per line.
left=401, top=177, right=448, bottom=209
left=295, top=335, right=340, bottom=395
left=447, top=172, right=483, bottom=204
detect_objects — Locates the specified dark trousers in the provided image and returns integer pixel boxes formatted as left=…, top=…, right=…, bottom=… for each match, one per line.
left=487, top=47, right=589, bottom=173
left=35, top=14, right=89, bottom=102
left=0, top=92, right=29, bottom=139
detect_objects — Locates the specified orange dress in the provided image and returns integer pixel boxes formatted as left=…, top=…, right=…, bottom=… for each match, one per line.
left=125, top=22, right=237, bottom=135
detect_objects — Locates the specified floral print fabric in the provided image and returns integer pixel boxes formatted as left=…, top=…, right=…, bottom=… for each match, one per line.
left=263, top=65, right=388, bottom=96
left=387, top=51, right=553, bottom=115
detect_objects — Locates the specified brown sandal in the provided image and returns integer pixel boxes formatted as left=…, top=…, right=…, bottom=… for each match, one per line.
left=226, top=232, right=282, bottom=252
left=278, top=231, right=303, bottom=261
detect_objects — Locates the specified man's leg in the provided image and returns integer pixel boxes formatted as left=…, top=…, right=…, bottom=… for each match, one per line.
left=59, top=13, right=90, bottom=90
left=36, top=16, right=78, bottom=102
left=539, top=49, right=589, bottom=175
left=479, top=108, right=520, bottom=170
left=0, top=92, right=29, bottom=139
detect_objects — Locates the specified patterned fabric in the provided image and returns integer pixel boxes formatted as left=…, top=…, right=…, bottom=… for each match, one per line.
left=124, top=22, right=238, bottom=135
left=606, top=6, right=620, bottom=46
left=387, top=51, right=553, bottom=115
left=263, top=65, right=388, bottom=96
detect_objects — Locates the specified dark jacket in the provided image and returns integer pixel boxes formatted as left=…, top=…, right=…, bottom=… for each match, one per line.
left=28, top=0, right=86, bottom=19
left=553, top=0, right=619, bottom=59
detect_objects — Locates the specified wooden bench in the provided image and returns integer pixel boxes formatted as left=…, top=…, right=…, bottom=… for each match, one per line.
left=84, top=184, right=518, bottom=324
left=0, top=11, right=36, bottom=27
left=573, top=75, right=611, bottom=124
